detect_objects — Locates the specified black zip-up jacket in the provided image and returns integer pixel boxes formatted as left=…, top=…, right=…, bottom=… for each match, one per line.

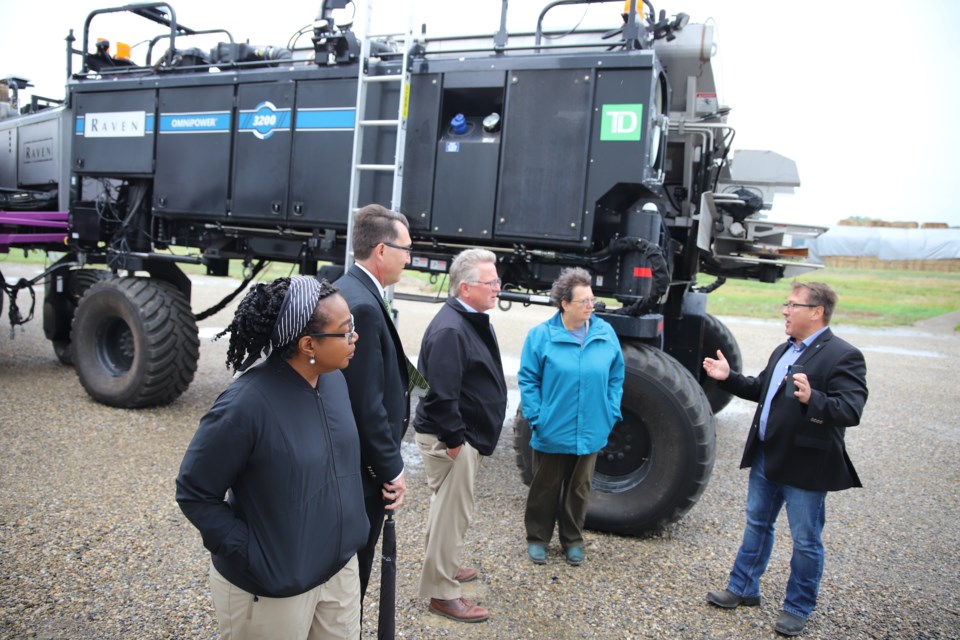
left=414, top=297, right=508, bottom=455
left=176, top=356, right=369, bottom=597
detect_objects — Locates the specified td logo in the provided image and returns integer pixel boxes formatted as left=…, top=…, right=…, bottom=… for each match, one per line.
left=600, top=104, right=644, bottom=141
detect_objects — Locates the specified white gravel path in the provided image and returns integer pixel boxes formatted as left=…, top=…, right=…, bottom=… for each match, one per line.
left=2, top=263, right=958, bottom=639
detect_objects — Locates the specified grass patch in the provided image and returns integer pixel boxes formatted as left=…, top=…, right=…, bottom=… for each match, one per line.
left=698, top=268, right=960, bottom=327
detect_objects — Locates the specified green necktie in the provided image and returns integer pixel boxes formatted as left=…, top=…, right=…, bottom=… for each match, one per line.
left=383, top=296, right=430, bottom=393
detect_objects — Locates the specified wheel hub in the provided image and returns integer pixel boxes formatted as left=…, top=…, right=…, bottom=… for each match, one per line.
left=594, top=410, right=652, bottom=491
left=96, top=317, right=135, bottom=376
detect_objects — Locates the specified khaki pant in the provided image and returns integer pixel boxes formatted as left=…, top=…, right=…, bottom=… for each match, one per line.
left=524, top=451, right=598, bottom=548
left=209, top=555, right=360, bottom=640
left=415, top=433, right=482, bottom=600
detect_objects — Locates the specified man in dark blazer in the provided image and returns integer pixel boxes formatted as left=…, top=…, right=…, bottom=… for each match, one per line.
left=702, top=281, right=868, bottom=637
left=335, top=204, right=412, bottom=602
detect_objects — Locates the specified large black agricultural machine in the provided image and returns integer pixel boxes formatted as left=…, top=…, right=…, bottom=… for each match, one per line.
left=0, top=0, right=824, bottom=534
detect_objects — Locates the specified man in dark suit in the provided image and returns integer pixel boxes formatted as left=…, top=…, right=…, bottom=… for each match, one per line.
left=702, top=281, right=868, bottom=637
left=335, top=204, right=412, bottom=602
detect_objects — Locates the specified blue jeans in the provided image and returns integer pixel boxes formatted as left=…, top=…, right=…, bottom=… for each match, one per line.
left=727, top=447, right=826, bottom=619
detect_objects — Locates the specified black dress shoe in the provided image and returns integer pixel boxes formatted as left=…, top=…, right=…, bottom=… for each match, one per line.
left=706, top=589, right=761, bottom=609
left=774, top=610, right=807, bottom=636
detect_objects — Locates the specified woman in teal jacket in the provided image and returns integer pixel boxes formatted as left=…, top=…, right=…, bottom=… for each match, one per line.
left=518, top=267, right=624, bottom=566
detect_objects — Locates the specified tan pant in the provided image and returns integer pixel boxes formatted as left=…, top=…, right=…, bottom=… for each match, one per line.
left=209, top=555, right=361, bottom=640
left=415, top=433, right=482, bottom=600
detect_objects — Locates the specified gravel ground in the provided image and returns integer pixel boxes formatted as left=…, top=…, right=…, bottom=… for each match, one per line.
left=1, top=262, right=959, bottom=639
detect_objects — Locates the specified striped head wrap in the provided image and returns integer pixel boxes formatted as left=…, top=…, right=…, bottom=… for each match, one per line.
left=270, top=276, right=324, bottom=349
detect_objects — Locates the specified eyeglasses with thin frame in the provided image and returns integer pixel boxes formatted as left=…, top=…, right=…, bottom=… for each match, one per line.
left=570, top=297, right=598, bottom=308
left=383, top=241, right=413, bottom=254
left=470, top=278, right=502, bottom=288
left=310, top=314, right=357, bottom=344
left=781, top=302, right=819, bottom=311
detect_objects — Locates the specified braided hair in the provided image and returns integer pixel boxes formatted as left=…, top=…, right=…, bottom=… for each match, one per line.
left=216, top=277, right=340, bottom=371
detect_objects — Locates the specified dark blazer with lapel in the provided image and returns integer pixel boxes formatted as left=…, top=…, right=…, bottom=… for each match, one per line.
left=720, top=327, right=868, bottom=492
left=335, top=265, right=410, bottom=497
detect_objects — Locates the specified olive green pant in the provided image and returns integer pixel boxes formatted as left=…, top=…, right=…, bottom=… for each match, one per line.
left=524, top=451, right=598, bottom=549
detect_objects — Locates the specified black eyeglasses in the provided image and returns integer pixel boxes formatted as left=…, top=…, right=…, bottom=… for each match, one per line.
left=782, top=302, right=819, bottom=311
left=383, top=242, right=413, bottom=254
left=310, top=314, right=356, bottom=344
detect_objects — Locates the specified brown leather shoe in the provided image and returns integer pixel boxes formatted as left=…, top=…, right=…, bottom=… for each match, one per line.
left=429, top=597, right=489, bottom=623
left=454, top=566, right=478, bottom=583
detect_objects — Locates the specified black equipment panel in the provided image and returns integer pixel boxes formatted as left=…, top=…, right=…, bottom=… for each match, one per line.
left=429, top=70, right=504, bottom=239
left=154, top=85, right=234, bottom=218
left=495, top=68, right=592, bottom=244
left=289, top=79, right=356, bottom=225
left=231, top=82, right=294, bottom=220
left=72, top=90, right=156, bottom=175
left=401, top=73, right=442, bottom=232
left=584, top=67, right=660, bottom=210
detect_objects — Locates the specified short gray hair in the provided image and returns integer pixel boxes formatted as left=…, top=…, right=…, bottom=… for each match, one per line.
left=550, top=267, right=592, bottom=309
left=448, top=248, right=497, bottom=296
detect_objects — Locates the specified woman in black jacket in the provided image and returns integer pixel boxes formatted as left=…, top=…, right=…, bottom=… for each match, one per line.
left=177, top=276, right=369, bottom=639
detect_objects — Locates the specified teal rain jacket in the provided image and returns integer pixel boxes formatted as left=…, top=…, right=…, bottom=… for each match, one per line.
left=518, top=312, right=625, bottom=455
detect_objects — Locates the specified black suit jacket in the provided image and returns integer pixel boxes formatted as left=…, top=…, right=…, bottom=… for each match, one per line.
left=720, top=327, right=868, bottom=492
left=335, top=265, right=410, bottom=497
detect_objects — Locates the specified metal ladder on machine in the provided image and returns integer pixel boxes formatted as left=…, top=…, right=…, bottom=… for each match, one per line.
left=343, top=0, right=417, bottom=276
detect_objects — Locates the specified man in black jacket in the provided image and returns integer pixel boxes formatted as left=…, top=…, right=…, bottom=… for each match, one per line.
left=414, top=248, right=507, bottom=623
left=702, top=282, right=868, bottom=637
left=335, top=204, right=412, bottom=603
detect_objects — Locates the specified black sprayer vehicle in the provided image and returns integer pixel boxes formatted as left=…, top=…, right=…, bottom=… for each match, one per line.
left=0, top=0, right=824, bottom=534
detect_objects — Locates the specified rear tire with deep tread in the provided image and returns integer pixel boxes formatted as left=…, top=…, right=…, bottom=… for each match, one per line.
left=52, top=339, right=72, bottom=365
left=700, top=313, right=742, bottom=414
left=50, top=269, right=112, bottom=366
left=71, top=276, right=199, bottom=408
left=587, top=343, right=716, bottom=535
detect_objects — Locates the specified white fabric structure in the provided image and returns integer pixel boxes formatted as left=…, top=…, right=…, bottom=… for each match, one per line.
left=807, top=226, right=960, bottom=263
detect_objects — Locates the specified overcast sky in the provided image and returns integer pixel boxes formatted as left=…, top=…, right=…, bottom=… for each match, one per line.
left=3, top=0, right=959, bottom=228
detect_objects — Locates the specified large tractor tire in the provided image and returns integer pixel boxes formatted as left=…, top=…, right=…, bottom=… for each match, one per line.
left=513, top=342, right=715, bottom=536
left=700, top=313, right=742, bottom=414
left=49, top=268, right=112, bottom=366
left=71, top=276, right=199, bottom=408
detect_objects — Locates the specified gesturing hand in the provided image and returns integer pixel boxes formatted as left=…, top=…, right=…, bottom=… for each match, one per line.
left=702, top=350, right=731, bottom=381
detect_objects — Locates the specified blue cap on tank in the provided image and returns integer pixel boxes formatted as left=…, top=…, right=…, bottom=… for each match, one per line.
left=450, top=113, right=468, bottom=135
